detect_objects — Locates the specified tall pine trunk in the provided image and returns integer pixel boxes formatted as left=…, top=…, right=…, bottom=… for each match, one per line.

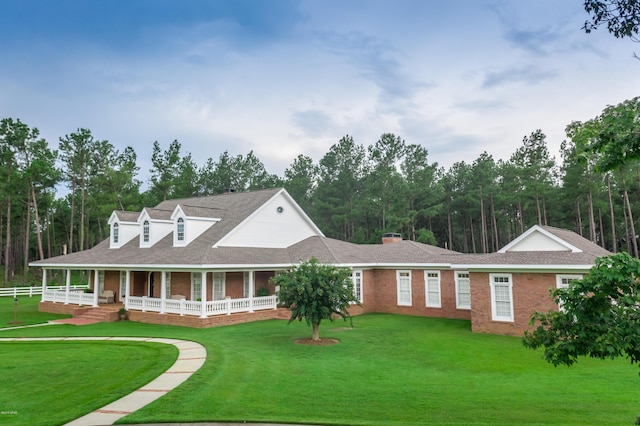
left=607, top=175, right=617, bottom=253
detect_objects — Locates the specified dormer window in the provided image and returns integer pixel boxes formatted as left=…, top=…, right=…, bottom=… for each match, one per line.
left=113, top=223, right=119, bottom=244
left=177, top=217, right=185, bottom=242
left=143, top=220, right=150, bottom=243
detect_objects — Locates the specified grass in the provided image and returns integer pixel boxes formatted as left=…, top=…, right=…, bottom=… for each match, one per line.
left=0, top=300, right=638, bottom=425
left=0, top=341, right=177, bottom=426
left=0, top=296, right=71, bottom=328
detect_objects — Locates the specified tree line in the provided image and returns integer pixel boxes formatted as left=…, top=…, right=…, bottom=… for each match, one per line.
left=1, top=97, right=638, bottom=284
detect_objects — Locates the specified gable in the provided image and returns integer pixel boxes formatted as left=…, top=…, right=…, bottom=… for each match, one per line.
left=498, top=225, right=580, bottom=253
left=215, top=189, right=323, bottom=248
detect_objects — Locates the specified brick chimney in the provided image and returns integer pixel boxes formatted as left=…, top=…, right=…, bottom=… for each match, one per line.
left=382, top=232, right=402, bottom=244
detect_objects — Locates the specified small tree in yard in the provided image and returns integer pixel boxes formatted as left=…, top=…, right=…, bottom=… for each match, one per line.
left=523, top=252, right=640, bottom=372
left=272, top=258, right=361, bottom=341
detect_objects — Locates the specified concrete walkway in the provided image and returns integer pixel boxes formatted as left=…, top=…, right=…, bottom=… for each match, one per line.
left=0, top=336, right=206, bottom=426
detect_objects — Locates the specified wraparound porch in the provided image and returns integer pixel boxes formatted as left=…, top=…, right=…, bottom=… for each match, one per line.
left=39, top=294, right=289, bottom=328
left=41, top=290, right=279, bottom=317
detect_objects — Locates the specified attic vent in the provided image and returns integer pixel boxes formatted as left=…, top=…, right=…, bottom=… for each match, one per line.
left=382, top=232, right=402, bottom=244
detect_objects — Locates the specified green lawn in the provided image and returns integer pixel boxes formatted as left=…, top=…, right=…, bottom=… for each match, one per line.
left=0, top=299, right=638, bottom=425
left=0, top=295, right=71, bottom=328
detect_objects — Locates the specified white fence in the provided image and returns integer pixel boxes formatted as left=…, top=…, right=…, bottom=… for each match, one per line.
left=42, top=289, right=95, bottom=305
left=0, top=285, right=88, bottom=298
left=127, top=295, right=278, bottom=317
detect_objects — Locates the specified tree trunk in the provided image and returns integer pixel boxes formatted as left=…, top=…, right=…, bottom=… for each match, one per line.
left=480, top=186, right=487, bottom=253
left=518, top=201, right=524, bottom=234
left=4, top=194, right=11, bottom=284
left=598, top=208, right=605, bottom=249
left=23, top=189, right=31, bottom=283
left=447, top=204, right=453, bottom=251
left=312, top=322, right=320, bottom=341
left=623, top=189, right=638, bottom=257
left=469, top=216, right=476, bottom=253
left=79, top=171, right=86, bottom=252
left=576, top=201, right=583, bottom=236
left=587, top=191, right=596, bottom=243
left=607, top=175, right=617, bottom=253
left=69, top=179, right=76, bottom=254
left=30, top=182, right=44, bottom=260
left=491, top=194, right=499, bottom=252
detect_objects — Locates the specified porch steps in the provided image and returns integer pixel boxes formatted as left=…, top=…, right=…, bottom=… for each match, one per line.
left=75, top=307, right=119, bottom=323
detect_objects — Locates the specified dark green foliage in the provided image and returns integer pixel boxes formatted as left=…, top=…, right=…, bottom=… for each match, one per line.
left=583, top=0, right=640, bottom=40
left=575, top=97, right=640, bottom=172
left=271, top=257, right=360, bottom=340
left=523, top=252, right=640, bottom=371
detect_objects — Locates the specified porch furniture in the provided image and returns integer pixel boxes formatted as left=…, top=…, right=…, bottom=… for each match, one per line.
left=170, top=294, right=186, bottom=300
left=98, top=290, right=115, bottom=304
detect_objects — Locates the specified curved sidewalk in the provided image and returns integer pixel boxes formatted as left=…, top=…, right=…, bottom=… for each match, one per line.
left=0, top=336, right=206, bottom=426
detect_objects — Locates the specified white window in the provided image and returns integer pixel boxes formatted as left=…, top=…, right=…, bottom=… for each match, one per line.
left=165, top=272, right=172, bottom=297
left=213, top=272, right=225, bottom=300
left=113, top=223, right=119, bottom=244
left=556, top=274, right=581, bottom=312
left=397, top=270, right=412, bottom=306
left=177, top=217, right=185, bottom=242
left=490, top=274, right=514, bottom=322
left=352, top=270, right=363, bottom=303
left=98, top=270, right=105, bottom=294
left=243, top=271, right=250, bottom=297
left=142, top=220, right=150, bottom=243
left=425, top=271, right=441, bottom=307
left=455, top=271, right=471, bottom=309
left=191, top=272, right=202, bottom=301
left=119, top=271, right=127, bottom=300
left=556, top=274, right=582, bottom=290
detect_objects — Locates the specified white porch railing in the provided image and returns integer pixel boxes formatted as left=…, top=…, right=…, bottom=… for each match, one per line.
left=1, top=285, right=88, bottom=298
left=127, top=295, right=278, bottom=317
left=42, top=289, right=97, bottom=305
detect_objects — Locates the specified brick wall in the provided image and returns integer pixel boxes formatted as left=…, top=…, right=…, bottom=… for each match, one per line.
left=363, top=268, right=470, bottom=320
left=127, top=307, right=288, bottom=328
left=471, top=272, right=559, bottom=336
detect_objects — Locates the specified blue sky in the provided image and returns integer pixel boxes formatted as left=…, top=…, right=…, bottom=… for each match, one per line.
left=0, top=0, right=637, bottom=183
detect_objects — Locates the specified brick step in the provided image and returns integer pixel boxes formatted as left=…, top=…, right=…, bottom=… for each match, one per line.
left=76, top=308, right=119, bottom=323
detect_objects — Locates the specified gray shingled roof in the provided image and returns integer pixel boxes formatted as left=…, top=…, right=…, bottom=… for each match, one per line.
left=114, top=211, right=140, bottom=222
left=30, top=189, right=609, bottom=271
left=539, top=225, right=611, bottom=257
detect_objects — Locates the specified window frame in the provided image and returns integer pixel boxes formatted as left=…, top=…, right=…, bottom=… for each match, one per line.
left=425, top=271, right=441, bottom=308
left=243, top=271, right=250, bottom=298
left=556, top=274, right=582, bottom=290
left=555, top=274, right=582, bottom=312
left=176, top=217, right=185, bottom=242
left=213, top=272, right=225, bottom=300
left=191, top=272, right=202, bottom=301
left=142, top=220, right=150, bottom=244
left=489, top=273, right=514, bottom=322
left=119, top=270, right=127, bottom=300
left=165, top=272, right=172, bottom=297
left=112, top=222, right=119, bottom=244
left=396, top=270, right=412, bottom=306
left=351, top=270, right=363, bottom=303
left=455, top=271, right=471, bottom=310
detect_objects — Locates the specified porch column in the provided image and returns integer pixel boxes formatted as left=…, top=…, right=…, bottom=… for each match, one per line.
left=86, top=270, right=91, bottom=288
left=200, top=271, right=207, bottom=318
left=92, top=270, right=99, bottom=307
left=160, top=271, right=166, bottom=314
left=64, top=269, right=71, bottom=304
left=249, top=271, right=255, bottom=313
left=40, top=269, right=47, bottom=302
left=125, top=271, right=131, bottom=310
